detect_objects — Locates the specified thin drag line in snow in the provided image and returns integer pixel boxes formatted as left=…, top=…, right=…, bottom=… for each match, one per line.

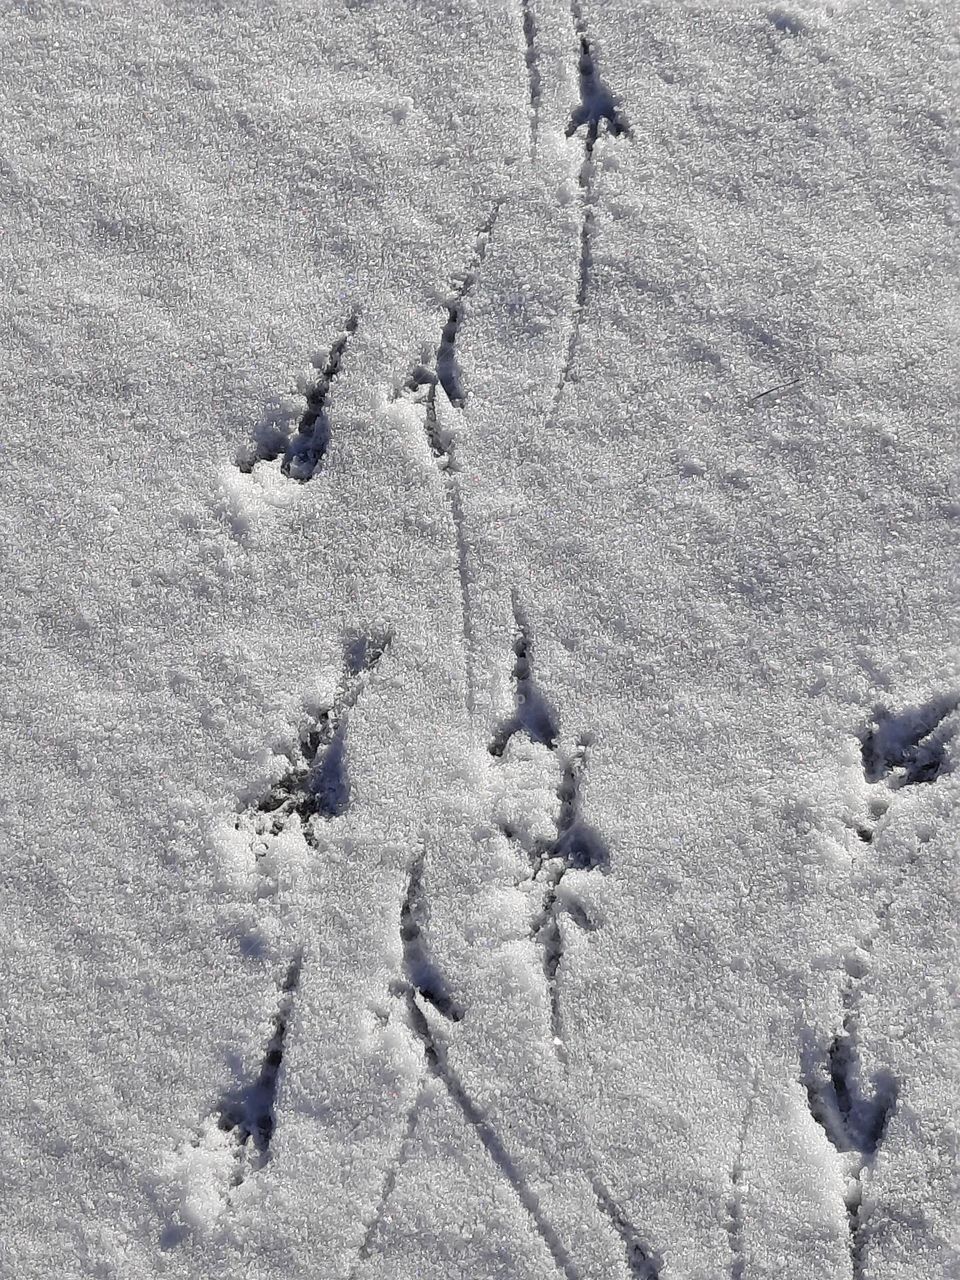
left=493, top=667, right=657, bottom=1277
left=519, top=0, right=542, bottom=159
left=546, top=196, right=594, bottom=432
left=449, top=477, right=478, bottom=715
left=590, top=1175, right=662, bottom=1279
left=397, top=202, right=502, bottom=715
left=725, top=1067, right=758, bottom=1280
left=404, top=992, right=583, bottom=1280
left=747, top=377, right=800, bottom=406
left=350, top=1082, right=425, bottom=1273
left=547, top=4, right=630, bottom=431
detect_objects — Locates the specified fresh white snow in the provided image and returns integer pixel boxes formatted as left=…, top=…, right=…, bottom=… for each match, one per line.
left=1, top=2, right=957, bottom=1278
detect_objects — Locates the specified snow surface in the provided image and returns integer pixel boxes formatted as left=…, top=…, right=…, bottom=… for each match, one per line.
left=1, top=2, right=958, bottom=1278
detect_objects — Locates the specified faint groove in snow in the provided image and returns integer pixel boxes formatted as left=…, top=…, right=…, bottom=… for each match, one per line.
left=216, top=952, right=303, bottom=1183
left=238, top=312, right=359, bottom=480
left=590, top=1175, right=662, bottom=1279
left=397, top=204, right=501, bottom=713
left=547, top=4, right=630, bottom=429
left=404, top=992, right=582, bottom=1280
left=240, top=630, right=392, bottom=846
left=547, top=174, right=594, bottom=432
left=519, top=0, right=543, bottom=157
left=726, top=1068, right=759, bottom=1280
left=448, top=477, right=479, bottom=715
left=351, top=1083, right=425, bottom=1272
left=489, top=588, right=560, bottom=756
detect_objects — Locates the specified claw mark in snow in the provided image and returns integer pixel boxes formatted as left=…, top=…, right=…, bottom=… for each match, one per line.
left=853, top=693, right=956, bottom=843
left=566, top=3, right=631, bottom=146
left=548, top=4, right=630, bottom=429
left=397, top=204, right=501, bottom=713
left=397, top=848, right=464, bottom=1022
left=240, top=630, right=391, bottom=849
left=489, top=589, right=560, bottom=756
left=216, top=952, right=303, bottom=1185
left=238, top=312, right=359, bottom=480
left=805, top=1021, right=898, bottom=1280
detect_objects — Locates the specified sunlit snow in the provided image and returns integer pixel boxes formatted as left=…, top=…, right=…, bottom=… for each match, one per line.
left=2, top=3, right=957, bottom=1278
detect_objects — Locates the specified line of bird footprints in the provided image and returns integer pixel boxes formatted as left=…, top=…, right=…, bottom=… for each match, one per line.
left=213, top=8, right=959, bottom=1265
left=203, top=601, right=660, bottom=1276
left=802, top=694, right=957, bottom=1275
left=233, top=5, right=632, bottom=485
left=201, top=622, right=957, bottom=1275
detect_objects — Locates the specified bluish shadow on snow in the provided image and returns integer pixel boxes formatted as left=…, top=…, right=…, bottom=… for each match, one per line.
left=805, top=1033, right=899, bottom=1159
left=860, top=694, right=958, bottom=788
left=236, top=312, right=358, bottom=481
left=302, top=728, right=350, bottom=820
left=216, top=954, right=302, bottom=1169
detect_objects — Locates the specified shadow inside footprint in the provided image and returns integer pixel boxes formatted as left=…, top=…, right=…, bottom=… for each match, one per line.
left=860, top=695, right=958, bottom=788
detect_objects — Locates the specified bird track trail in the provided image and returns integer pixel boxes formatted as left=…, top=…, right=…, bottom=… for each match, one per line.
left=353, top=847, right=582, bottom=1279
left=404, top=990, right=583, bottom=1280
left=491, top=599, right=659, bottom=1275
left=397, top=203, right=501, bottom=715
left=806, top=694, right=957, bottom=1276
left=547, top=1, right=631, bottom=431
